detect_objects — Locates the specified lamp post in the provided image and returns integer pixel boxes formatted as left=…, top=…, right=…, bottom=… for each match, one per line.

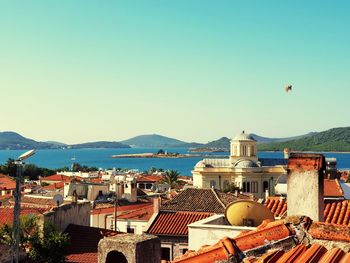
left=11, top=149, right=35, bottom=263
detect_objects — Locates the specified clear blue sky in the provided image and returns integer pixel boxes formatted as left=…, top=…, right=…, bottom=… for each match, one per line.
left=0, top=1, right=349, bottom=144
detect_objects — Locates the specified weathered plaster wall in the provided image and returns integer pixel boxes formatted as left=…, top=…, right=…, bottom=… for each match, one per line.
left=44, top=201, right=90, bottom=232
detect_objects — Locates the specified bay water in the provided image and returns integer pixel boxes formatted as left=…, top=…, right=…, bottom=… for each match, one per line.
left=1, top=148, right=350, bottom=176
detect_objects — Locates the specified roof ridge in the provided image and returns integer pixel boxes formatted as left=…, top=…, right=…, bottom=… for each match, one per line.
left=211, top=188, right=226, bottom=209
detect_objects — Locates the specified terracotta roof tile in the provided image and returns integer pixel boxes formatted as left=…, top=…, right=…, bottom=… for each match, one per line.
left=265, top=198, right=350, bottom=225
left=161, top=188, right=253, bottom=213
left=324, top=179, right=344, bottom=197
left=41, top=174, right=71, bottom=182
left=147, top=211, right=213, bottom=236
left=252, top=244, right=350, bottom=263
left=136, top=175, right=163, bottom=183
left=234, top=220, right=291, bottom=251
left=65, top=224, right=119, bottom=263
left=91, top=202, right=152, bottom=215
left=309, top=222, right=350, bottom=243
left=0, top=174, right=16, bottom=190
left=117, top=204, right=154, bottom=221
left=43, top=181, right=65, bottom=190
left=0, top=207, right=49, bottom=226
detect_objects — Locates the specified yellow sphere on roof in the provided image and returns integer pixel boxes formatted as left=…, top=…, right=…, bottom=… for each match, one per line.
left=225, top=200, right=274, bottom=227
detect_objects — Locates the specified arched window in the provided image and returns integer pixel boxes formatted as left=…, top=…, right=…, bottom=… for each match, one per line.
left=106, top=251, right=127, bottom=263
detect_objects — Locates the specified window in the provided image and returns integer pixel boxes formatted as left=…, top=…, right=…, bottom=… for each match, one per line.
left=263, top=181, right=269, bottom=193
left=127, top=226, right=135, bottom=234
left=161, top=248, right=171, bottom=261
left=146, top=183, right=153, bottom=189
left=210, top=180, right=216, bottom=188
left=246, top=182, right=250, bottom=192
left=98, top=190, right=103, bottom=196
left=181, top=249, right=188, bottom=255
left=243, top=182, right=246, bottom=192
left=251, top=181, right=258, bottom=193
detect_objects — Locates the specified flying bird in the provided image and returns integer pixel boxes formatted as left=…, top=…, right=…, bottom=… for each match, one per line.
left=285, top=85, right=292, bottom=93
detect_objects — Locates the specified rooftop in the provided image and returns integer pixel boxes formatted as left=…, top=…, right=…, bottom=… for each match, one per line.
left=265, top=197, right=350, bottom=225
left=147, top=211, right=213, bottom=236
left=161, top=188, right=254, bottom=213
left=0, top=174, right=16, bottom=190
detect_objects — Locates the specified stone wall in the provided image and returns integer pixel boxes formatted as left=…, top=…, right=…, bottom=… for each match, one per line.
left=98, top=234, right=160, bottom=263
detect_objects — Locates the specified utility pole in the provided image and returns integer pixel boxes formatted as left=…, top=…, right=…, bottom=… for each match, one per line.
left=11, top=149, right=35, bottom=263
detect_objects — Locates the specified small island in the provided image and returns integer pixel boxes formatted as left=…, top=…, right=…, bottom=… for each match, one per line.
left=112, top=149, right=200, bottom=158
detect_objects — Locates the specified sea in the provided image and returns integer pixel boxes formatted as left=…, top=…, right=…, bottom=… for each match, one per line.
left=1, top=148, right=350, bottom=176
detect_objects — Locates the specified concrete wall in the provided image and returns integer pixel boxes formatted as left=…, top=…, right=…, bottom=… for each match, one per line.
left=44, top=201, right=90, bottom=232
left=188, top=215, right=256, bottom=250
left=287, top=153, right=325, bottom=221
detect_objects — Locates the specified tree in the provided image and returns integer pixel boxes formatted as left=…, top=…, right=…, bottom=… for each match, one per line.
left=0, top=215, right=70, bottom=263
left=162, top=170, right=181, bottom=189
left=0, top=158, right=16, bottom=177
left=223, top=182, right=241, bottom=193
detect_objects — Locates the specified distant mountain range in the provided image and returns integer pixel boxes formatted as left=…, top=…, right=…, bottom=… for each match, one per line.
left=1, top=127, right=350, bottom=151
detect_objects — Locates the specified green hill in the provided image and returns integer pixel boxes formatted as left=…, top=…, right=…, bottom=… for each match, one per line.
left=120, top=134, right=203, bottom=148
left=0, top=131, right=58, bottom=150
left=258, top=127, right=350, bottom=152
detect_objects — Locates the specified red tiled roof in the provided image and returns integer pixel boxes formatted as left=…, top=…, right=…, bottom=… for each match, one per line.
left=136, top=175, right=163, bottom=183
left=324, top=179, right=344, bottom=197
left=0, top=207, right=49, bottom=226
left=118, top=204, right=154, bottom=221
left=65, top=224, right=119, bottom=263
left=41, top=174, right=71, bottom=182
left=0, top=174, right=16, bottom=190
left=246, top=244, right=350, bottom=263
left=91, top=202, right=152, bottom=215
left=147, top=211, right=213, bottom=236
left=324, top=200, right=350, bottom=225
left=43, top=181, right=65, bottom=190
left=265, top=197, right=350, bottom=225
left=170, top=218, right=350, bottom=263
left=161, top=188, right=254, bottom=213
left=265, top=197, right=288, bottom=218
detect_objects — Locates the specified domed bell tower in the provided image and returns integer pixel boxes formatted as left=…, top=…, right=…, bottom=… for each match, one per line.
left=230, top=131, right=258, bottom=164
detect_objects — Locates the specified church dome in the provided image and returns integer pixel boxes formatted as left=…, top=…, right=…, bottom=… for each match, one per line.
left=233, top=131, right=256, bottom=141
left=195, top=160, right=206, bottom=168
left=233, top=159, right=258, bottom=168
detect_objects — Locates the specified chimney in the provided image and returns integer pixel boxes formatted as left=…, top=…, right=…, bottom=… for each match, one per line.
left=153, top=196, right=161, bottom=214
left=284, top=148, right=290, bottom=159
left=287, top=153, right=325, bottom=221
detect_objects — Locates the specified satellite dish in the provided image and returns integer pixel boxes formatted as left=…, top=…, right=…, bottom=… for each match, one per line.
left=225, top=200, right=274, bottom=227
left=53, top=194, right=64, bottom=207
left=17, top=149, right=36, bottom=161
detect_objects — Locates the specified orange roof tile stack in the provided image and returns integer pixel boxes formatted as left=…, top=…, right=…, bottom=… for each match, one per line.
left=243, top=244, right=350, bottom=263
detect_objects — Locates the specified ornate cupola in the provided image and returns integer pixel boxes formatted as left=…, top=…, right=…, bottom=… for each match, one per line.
left=230, top=130, right=258, bottom=164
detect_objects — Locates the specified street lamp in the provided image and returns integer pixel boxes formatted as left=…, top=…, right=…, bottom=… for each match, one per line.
left=12, top=149, right=35, bottom=263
